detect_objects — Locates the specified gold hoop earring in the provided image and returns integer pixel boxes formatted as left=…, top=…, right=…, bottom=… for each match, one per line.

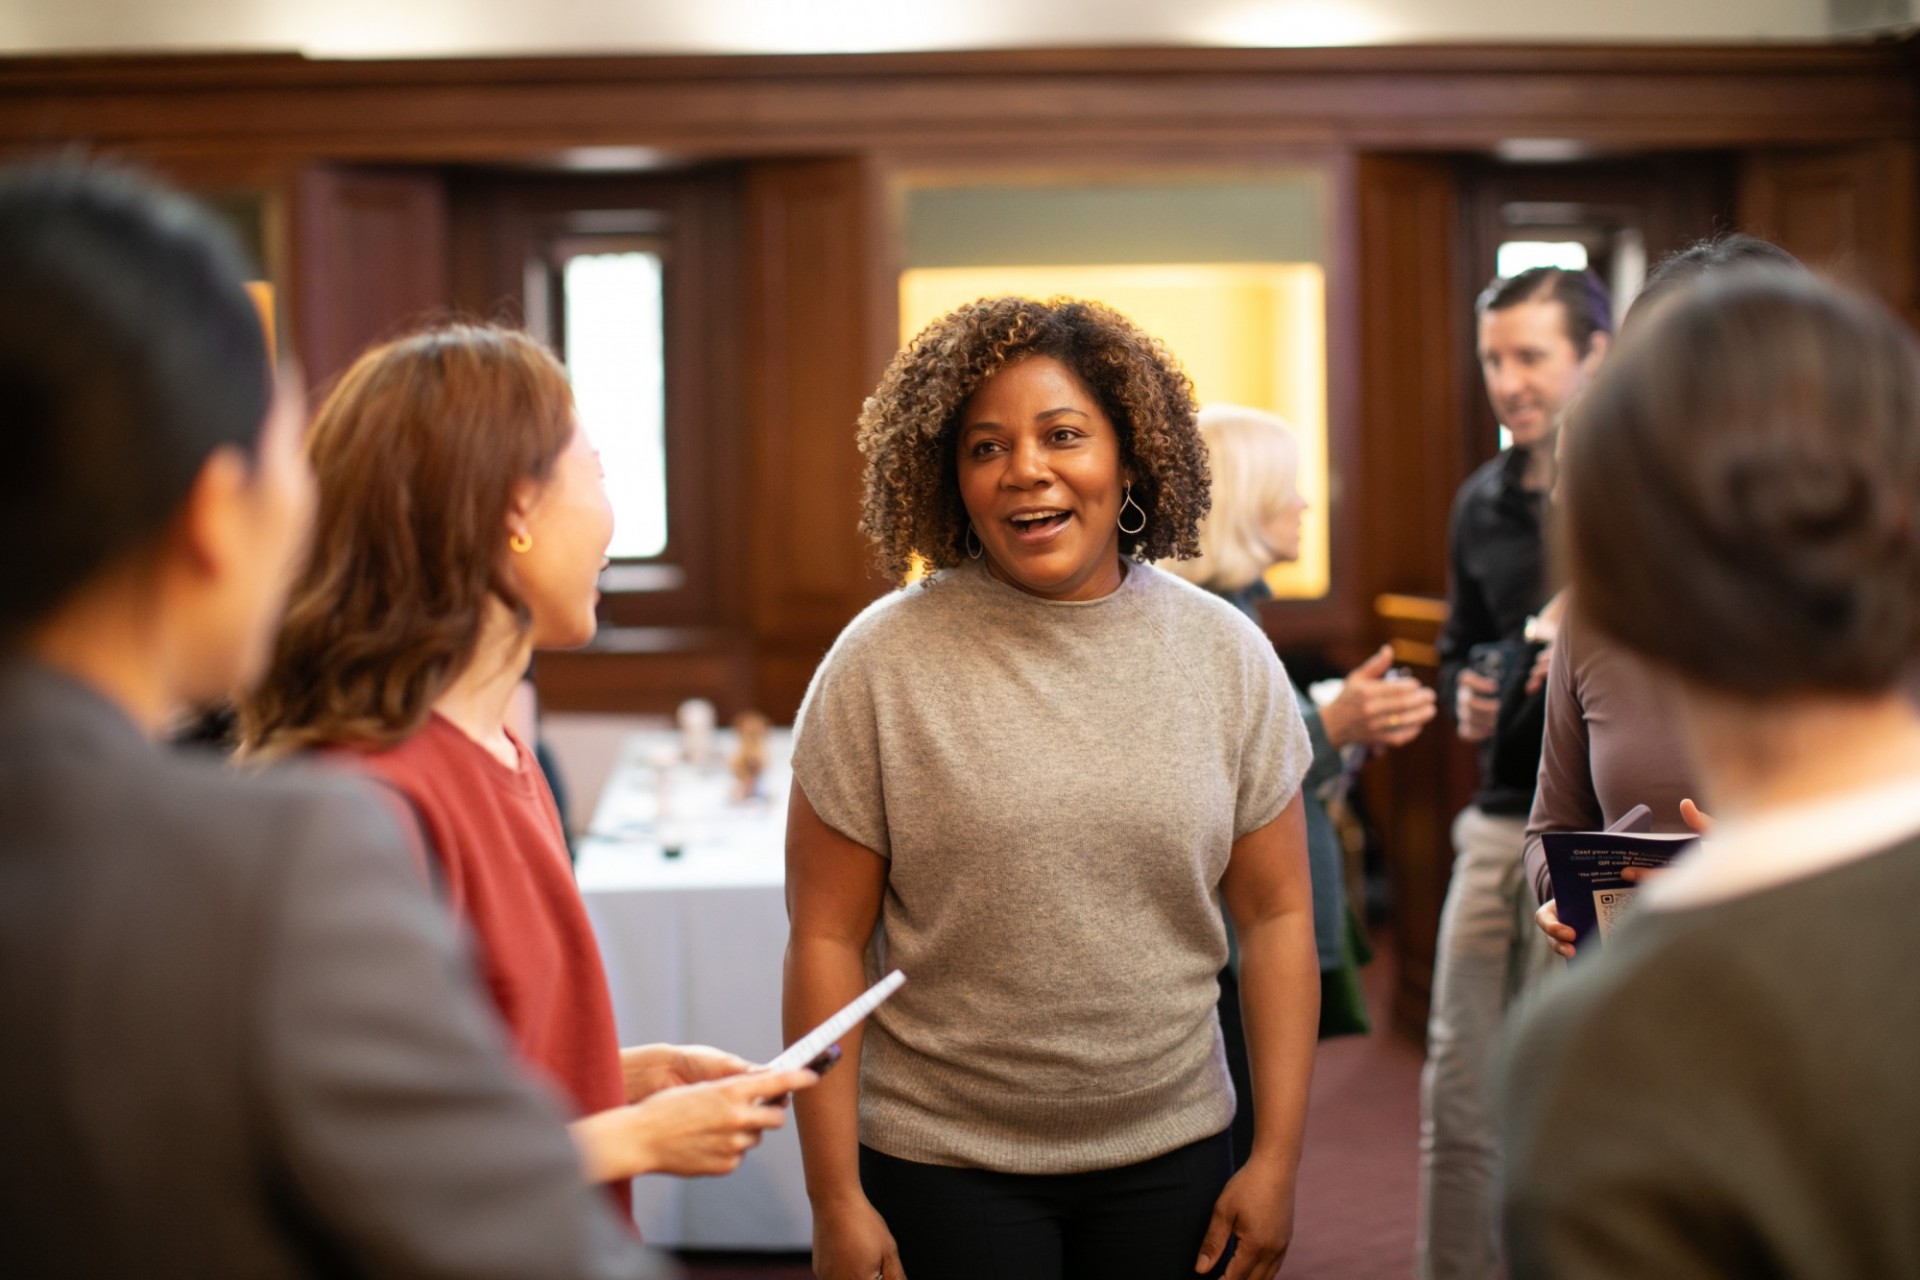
left=509, top=532, right=533, bottom=554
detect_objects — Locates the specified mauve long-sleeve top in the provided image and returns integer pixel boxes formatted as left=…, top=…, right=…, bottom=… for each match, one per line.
left=1522, top=607, right=1700, bottom=905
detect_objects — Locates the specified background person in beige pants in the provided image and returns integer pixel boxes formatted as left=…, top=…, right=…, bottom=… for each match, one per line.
left=1416, top=267, right=1610, bottom=1280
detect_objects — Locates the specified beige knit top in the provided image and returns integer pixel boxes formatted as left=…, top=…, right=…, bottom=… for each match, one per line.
left=791, top=560, right=1311, bottom=1174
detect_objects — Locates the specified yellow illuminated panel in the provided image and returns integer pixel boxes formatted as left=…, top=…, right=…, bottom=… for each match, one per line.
left=900, top=264, right=1328, bottom=599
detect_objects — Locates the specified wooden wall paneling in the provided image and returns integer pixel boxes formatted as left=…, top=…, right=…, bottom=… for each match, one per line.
left=1738, top=140, right=1920, bottom=320
left=1, top=46, right=1914, bottom=163
left=694, top=175, right=756, bottom=637
left=1351, top=153, right=1483, bottom=1037
left=533, top=628, right=755, bottom=719
left=102, top=155, right=303, bottom=312
left=292, top=165, right=448, bottom=389
left=443, top=175, right=520, bottom=324
left=1353, top=155, right=1468, bottom=603
left=1257, top=149, right=1371, bottom=664
left=744, top=157, right=891, bottom=721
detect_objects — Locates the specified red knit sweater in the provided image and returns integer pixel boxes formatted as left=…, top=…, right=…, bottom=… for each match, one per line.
left=345, top=714, right=631, bottom=1215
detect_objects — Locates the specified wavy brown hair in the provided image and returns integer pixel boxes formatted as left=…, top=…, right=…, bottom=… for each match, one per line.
left=240, top=323, right=575, bottom=758
left=858, top=296, right=1208, bottom=583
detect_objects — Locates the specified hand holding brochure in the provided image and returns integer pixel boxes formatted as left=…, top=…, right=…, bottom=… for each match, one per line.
left=766, top=969, right=905, bottom=1074
left=1542, top=805, right=1698, bottom=946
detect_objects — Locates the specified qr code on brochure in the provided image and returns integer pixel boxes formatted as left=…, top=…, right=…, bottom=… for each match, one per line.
left=1592, top=887, right=1637, bottom=940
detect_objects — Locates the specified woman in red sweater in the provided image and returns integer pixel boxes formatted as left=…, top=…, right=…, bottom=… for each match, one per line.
left=243, top=324, right=813, bottom=1209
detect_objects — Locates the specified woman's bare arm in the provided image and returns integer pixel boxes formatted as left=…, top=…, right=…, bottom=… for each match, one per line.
left=782, top=780, right=906, bottom=1280
left=1199, top=794, right=1320, bottom=1280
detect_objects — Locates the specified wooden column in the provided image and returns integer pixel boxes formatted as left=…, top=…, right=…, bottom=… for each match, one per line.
left=1740, top=140, right=1919, bottom=322
left=744, top=158, right=892, bottom=721
left=1351, top=153, right=1483, bottom=1038
left=292, top=165, right=448, bottom=388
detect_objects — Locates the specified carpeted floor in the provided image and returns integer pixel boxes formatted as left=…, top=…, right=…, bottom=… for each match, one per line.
left=1278, top=947, right=1423, bottom=1279
left=674, top=941, right=1423, bottom=1279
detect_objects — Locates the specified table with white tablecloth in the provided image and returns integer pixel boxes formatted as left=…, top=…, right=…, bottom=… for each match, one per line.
left=573, top=728, right=809, bottom=1251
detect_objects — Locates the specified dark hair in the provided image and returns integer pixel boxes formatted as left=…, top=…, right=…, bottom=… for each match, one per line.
left=857, top=296, right=1207, bottom=583
left=1476, top=267, right=1613, bottom=355
left=0, top=161, right=270, bottom=640
left=1621, top=233, right=1803, bottom=333
left=240, top=324, right=575, bottom=758
left=1561, top=270, right=1920, bottom=696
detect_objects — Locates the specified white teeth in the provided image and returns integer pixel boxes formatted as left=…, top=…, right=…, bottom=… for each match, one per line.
left=1011, top=511, right=1066, bottom=526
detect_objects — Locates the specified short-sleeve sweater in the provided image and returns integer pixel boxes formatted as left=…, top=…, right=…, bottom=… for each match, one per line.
left=344, top=715, right=630, bottom=1212
left=791, top=559, right=1313, bottom=1174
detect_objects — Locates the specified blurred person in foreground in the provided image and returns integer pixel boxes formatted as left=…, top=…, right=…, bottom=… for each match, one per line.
left=1525, top=234, right=1803, bottom=960
left=1419, top=266, right=1611, bottom=1280
left=0, top=162, right=671, bottom=1276
left=1166, top=404, right=1435, bottom=1154
left=1502, top=269, right=1920, bottom=1275
left=241, top=323, right=815, bottom=1211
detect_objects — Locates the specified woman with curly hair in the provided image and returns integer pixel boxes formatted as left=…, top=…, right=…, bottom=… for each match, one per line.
left=782, top=297, right=1322, bottom=1280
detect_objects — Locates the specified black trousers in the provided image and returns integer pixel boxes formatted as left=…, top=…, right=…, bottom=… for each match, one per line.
left=859, top=1131, right=1234, bottom=1280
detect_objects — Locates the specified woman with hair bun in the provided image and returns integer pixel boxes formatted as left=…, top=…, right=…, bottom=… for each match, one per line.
left=243, top=324, right=816, bottom=1211
left=1501, top=270, right=1920, bottom=1275
left=1524, top=234, right=1804, bottom=958
left=784, top=297, right=1322, bottom=1280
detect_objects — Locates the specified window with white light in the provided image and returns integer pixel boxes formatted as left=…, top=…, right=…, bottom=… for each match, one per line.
left=558, top=247, right=669, bottom=561
left=1495, top=240, right=1589, bottom=278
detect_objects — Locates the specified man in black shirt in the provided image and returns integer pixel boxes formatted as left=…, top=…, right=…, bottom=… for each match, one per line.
left=1417, top=266, right=1611, bottom=1280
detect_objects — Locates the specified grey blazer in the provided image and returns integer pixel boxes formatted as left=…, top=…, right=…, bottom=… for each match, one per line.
left=0, top=662, right=670, bottom=1278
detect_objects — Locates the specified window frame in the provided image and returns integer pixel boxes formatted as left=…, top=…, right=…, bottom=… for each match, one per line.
left=454, top=172, right=748, bottom=632
left=539, top=229, right=676, bottom=571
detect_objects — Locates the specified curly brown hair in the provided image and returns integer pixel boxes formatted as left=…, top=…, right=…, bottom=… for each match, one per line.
left=857, top=296, right=1209, bottom=583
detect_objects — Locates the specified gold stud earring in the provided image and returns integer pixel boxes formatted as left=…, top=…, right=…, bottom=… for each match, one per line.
left=509, top=532, right=533, bottom=553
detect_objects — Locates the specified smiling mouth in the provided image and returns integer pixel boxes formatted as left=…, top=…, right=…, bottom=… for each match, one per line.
left=1008, top=510, right=1072, bottom=540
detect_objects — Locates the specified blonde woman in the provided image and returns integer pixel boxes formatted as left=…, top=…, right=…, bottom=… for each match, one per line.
left=1169, top=405, right=1435, bottom=1074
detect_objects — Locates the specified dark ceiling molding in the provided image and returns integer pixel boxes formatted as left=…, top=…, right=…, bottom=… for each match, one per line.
left=0, top=41, right=1913, bottom=162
